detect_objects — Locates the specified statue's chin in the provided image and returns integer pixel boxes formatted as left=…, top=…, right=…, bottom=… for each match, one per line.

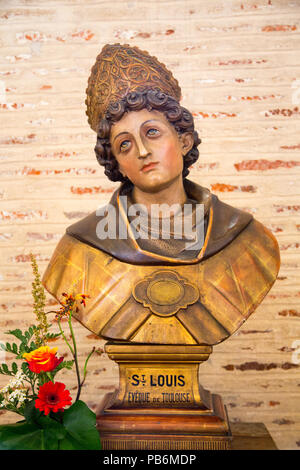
left=131, top=174, right=183, bottom=195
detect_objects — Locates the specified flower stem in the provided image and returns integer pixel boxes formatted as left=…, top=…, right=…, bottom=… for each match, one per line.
left=68, top=312, right=81, bottom=402
left=80, top=347, right=95, bottom=389
left=57, top=320, right=74, bottom=356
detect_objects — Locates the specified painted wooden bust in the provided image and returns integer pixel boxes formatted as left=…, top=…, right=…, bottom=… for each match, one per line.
left=42, top=44, right=280, bottom=346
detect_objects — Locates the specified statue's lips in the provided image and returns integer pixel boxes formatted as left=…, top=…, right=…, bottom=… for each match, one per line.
left=141, top=162, right=159, bottom=173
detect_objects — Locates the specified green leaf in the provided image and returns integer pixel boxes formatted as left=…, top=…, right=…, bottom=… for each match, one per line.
left=23, top=400, right=41, bottom=424
left=0, top=422, right=45, bottom=450
left=62, top=400, right=101, bottom=450
left=0, top=418, right=65, bottom=450
left=53, top=360, right=74, bottom=375
left=0, top=403, right=66, bottom=450
left=5, top=329, right=25, bottom=343
left=11, top=362, right=18, bottom=374
left=45, top=332, right=61, bottom=341
left=24, top=326, right=36, bottom=342
left=29, top=341, right=36, bottom=350
left=58, top=432, right=88, bottom=450
left=23, top=401, right=66, bottom=448
left=37, top=415, right=66, bottom=449
left=1, top=363, right=10, bottom=375
left=1, top=341, right=19, bottom=357
left=21, top=362, right=30, bottom=376
left=24, top=329, right=31, bottom=340
left=18, top=343, right=26, bottom=357
left=20, top=362, right=35, bottom=382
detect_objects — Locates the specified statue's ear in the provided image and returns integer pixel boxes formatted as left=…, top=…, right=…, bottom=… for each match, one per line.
left=180, top=132, right=194, bottom=156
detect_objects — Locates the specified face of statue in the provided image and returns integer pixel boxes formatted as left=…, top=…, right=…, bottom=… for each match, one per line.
left=109, top=109, right=193, bottom=193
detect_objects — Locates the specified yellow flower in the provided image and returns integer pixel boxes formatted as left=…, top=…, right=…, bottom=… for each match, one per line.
left=23, top=346, right=63, bottom=373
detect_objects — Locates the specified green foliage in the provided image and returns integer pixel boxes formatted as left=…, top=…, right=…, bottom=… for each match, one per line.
left=0, top=254, right=100, bottom=450
left=60, top=401, right=101, bottom=450
left=0, top=326, right=38, bottom=381
left=0, top=400, right=101, bottom=450
left=20, top=361, right=35, bottom=382
left=45, top=332, right=61, bottom=342
left=0, top=421, right=49, bottom=450
left=53, top=360, right=74, bottom=373
left=0, top=326, right=37, bottom=360
left=0, top=326, right=63, bottom=381
left=0, top=362, right=16, bottom=377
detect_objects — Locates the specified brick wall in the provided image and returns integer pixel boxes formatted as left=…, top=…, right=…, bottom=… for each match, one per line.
left=0, top=0, right=299, bottom=449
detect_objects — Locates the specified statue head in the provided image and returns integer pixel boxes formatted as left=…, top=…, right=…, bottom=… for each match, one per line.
left=86, top=44, right=201, bottom=191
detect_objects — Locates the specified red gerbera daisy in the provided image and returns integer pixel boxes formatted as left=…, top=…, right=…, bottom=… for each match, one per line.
left=35, top=381, right=72, bottom=415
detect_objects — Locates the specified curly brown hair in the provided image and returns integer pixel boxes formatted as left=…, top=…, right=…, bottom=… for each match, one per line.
left=94, top=89, right=201, bottom=190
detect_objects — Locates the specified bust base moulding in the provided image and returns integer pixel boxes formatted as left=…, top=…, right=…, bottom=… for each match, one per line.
left=96, top=343, right=232, bottom=450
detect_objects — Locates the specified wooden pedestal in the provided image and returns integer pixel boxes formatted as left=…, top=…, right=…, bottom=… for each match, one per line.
left=97, top=391, right=232, bottom=450
left=96, top=343, right=232, bottom=450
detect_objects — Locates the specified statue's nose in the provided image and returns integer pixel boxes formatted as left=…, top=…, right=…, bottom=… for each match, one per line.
left=136, top=140, right=151, bottom=159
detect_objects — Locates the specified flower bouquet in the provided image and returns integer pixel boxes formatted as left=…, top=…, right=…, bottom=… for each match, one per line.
left=0, top=255, right=101, bottom=450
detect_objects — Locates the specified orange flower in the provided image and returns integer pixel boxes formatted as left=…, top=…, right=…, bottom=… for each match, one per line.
left=55, top=293, right=90, bottom=320
left=35, top=381, right=72, bottom=415
left=23, top=346, right=63, bottom=373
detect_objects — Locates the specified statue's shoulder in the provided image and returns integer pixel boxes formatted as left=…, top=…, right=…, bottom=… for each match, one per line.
left=203, top=214, right=280, bottom=314
left=41, top=231, right=114, bottom=305
left=235, top=216, right=281, bottom=273
left=206, top=193, right=280, bottom=281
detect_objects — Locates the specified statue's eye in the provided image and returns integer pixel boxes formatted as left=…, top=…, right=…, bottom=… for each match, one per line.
left=146, top=128, right=160, bottom=137
left=120, top=140, right=131, bottom=152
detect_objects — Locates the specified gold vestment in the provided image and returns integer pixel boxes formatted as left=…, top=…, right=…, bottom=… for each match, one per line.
left=42, top=180, right=280, bottom=345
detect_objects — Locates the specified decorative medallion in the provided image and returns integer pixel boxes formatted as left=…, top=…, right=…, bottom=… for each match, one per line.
left=133, top=270, right=199, bottom=317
